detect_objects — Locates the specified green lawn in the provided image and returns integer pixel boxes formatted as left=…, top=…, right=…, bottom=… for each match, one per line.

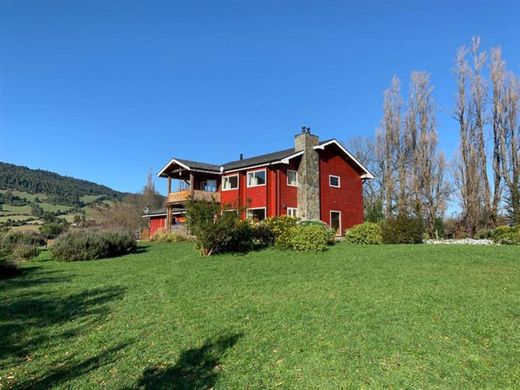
left=1, top=243, right=519, bottom=388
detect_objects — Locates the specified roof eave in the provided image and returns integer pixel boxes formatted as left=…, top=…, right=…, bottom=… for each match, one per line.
left=314, top=139, right=375, bottom=179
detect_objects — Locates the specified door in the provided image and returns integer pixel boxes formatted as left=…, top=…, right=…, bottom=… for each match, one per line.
left=330, top=211, right=341, bottom=236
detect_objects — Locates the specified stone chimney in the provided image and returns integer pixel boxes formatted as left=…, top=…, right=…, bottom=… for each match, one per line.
left=295, top=127, right=320, bottom=220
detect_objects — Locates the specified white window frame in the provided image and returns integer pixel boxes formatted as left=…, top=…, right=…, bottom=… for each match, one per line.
left=330, top=210, right=342, bottom=236
left=287, top=207, right=298, bottom=217
left=246, top=207, right=267, bottom=221
left=247, top=168, right=267, bottom=188
left=222, top=174, right=239, bottom=191
left=329, top=175, right=341, bottom=188
left=287, top=169, right=298, bottom=187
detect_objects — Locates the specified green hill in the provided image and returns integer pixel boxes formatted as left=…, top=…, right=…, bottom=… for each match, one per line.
left=0, top=162, right=125, bottom=230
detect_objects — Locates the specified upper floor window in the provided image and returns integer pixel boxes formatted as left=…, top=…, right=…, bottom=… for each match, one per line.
left=222, top=174, right=239, bottom=191
left=329, top=175, right=340, bottom=188
left=247, top=169, right=266, bottom=187
left=287, top=170, right=297, bottom=187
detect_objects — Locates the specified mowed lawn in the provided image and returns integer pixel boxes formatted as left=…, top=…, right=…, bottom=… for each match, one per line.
left=1, top=243, right=519, bottom=388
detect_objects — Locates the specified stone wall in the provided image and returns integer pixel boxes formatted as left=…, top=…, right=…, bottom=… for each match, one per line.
left=295, top=130, right=320, bottom=220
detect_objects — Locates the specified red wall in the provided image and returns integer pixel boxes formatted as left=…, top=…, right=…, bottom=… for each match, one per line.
left=150, top=216, right=166, bottom=237
left=279, top=162, right=298, bottom=216
left=319, top=145, right=364, bottom=233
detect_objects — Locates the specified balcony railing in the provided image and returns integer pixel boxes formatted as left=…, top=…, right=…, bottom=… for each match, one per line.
left=166, top=189, right=220, bottom=204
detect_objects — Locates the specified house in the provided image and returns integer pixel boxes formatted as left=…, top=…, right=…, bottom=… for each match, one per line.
left=143, top=128, right=373, bottom=237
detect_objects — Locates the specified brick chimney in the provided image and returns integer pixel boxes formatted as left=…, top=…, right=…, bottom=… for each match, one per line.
left=295, top=127, right=320, bottom=220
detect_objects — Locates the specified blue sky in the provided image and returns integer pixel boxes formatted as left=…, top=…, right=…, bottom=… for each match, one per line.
left=1, top=0, right=519, bottom=195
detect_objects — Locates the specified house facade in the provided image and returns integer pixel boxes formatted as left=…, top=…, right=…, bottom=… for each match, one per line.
left=144, top=129, right=373, bottom=237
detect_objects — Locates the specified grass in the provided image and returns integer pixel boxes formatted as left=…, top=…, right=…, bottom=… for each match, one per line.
left=0, top=204, right=32, bottom=216
left=1, top=243, right=519, bottom=388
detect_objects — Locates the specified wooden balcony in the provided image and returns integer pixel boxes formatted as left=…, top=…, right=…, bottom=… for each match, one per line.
left=166, top=189, right=220, bottom=205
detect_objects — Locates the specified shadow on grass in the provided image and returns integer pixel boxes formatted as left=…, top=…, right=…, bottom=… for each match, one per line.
left=0, top=276, right=126, bottom=371
left=137, top=333, right=243, bottom=390
left=10, top=342, right=131, bottom=390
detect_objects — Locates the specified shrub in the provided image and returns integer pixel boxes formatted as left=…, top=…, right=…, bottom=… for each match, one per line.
left=51, top=229, right=136, bottom=261
left=345, top=222, right=382, bottom=245
left=12, top=244, right=40, bottom=261
left=185, top=200, right=240, bottom=256
left=263, top=216, right=298, bottom=249
left=40, top=222, right=68, bottom=239
left=1, top=230, right=46, bottom=250
left=150, top=231, right=191, bottom=243
left=491, top=225, right=520, bottom=245
left=288, top=223, right=335, bottom=252
left=475, top=228, right=494, bottom=240
left=381, top=215, right=425, bottom=244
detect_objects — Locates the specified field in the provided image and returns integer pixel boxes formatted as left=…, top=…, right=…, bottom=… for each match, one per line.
left=0, top=189, right=111, bottom=229
left=1, top=243, right=519, bottom=388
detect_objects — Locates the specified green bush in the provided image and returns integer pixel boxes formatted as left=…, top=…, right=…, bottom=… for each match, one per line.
left=1, top=230, right=46, bottom=250
left=263, top=216, right=298, bottom=249
left=475, top=228, right=494, bottom=240
left=345, top=222, right=382, bottom=245
left=491, top=225, right=520, bottom=245
left=150, top=231, right=191, bottom=243
left=185, top=200, right=241, bottom=256
left=381, top=215, right=425, bottom=244
left=12, top=244, right=40, bottom=261
left=288, top=223, right=335, bottom=252
left=51, top=229, right=136, bottom=261
left=40, top=222, right=68, bottom=239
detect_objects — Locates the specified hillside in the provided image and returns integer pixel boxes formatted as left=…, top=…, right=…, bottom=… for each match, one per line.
left=0, top=162, right=124, bottom=206
left=0, top=162, right=125, bottom=230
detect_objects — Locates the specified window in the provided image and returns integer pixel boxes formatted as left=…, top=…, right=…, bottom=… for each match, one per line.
left=200, top=179, right=217, bottom=192
left=222, top=175, right=239, bottom=190
left=246, top=208, right=266, bottom=223
left=329, top=175, right=340, bottom=188
left=247, top=169, right=266, bottom=187
left=287, top=207, right=298, bottom=217
left=287, top=170, right=297, bottom=187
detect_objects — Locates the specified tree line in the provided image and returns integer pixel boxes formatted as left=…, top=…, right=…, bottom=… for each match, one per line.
left=0, top=162, right=125, bottom=206
left=348, top=37, right=520, bottom=237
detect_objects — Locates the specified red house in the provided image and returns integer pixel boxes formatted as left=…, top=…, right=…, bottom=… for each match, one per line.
left=145, top=129, right=373, bottom=237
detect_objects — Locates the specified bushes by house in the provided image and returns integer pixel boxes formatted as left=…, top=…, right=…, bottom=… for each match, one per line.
left=51, top=229, right=136, bottom=261
left=150, top=231, right=192, bottom=243
left=288, top=222, right=335, bottom=252
left=345, top=222, right=383, bottom=245
left=262, top=216, right=298, bottom=249
left=381, top=215, right=425, bottom=244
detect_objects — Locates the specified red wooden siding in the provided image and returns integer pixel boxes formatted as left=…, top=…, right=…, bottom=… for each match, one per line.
left=279, top=162, right=298, bottom=216
left=319, top=145, right=364, bottom=233
left=149, top=216, right=166, bottom=237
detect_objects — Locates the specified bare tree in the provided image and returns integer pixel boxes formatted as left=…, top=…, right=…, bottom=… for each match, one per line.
left=346, top=136, right=384, bottom=221
left=490, top=48, right=506, bottom=223
left=404, top=72, right=450, bottom=233
left=502, top=72, right=520, bottom=224
left=378, top=76, right=402, bottom=217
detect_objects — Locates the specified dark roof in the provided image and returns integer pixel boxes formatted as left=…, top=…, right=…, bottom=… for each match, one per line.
left=142, top=208, right=167, bottom=217
left=174, top=158, right=221, bottom=172
left=161, top=139, right=340, bottom=175
left=222, top=148, right=295, bottom=170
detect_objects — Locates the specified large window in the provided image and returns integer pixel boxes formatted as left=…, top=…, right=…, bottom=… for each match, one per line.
left=222, top=174, right=239, bottom=191
left=287, top=170, right=297, bottom=187
left=246, top=208, right=266, bottom=223
left=329, top=175, right=340, bottom=188
left=247, top=169, right=266, bottom=187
